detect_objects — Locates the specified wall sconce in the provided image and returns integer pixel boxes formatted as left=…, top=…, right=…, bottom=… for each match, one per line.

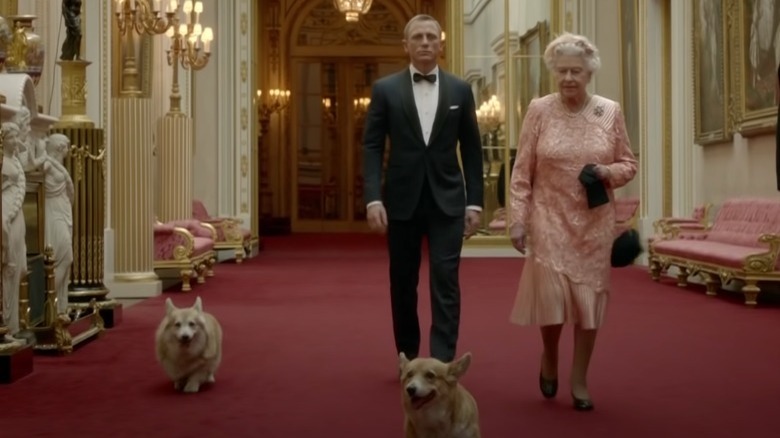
left=257, top=88, right=291, bottom=135
left=353, top=97, right=370, bottom=120
left=476, top=94, right=502, bottom=134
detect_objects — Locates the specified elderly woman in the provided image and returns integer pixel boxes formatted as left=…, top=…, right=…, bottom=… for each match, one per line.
left=508, top=33, right=637, bottom=411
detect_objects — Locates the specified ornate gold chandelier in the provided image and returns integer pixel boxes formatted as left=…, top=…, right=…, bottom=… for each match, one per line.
left=332, top=0, right=373, bottom=22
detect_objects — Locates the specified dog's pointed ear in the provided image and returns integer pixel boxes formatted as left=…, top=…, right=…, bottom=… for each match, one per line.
left=194, top=296, right=203, bottom=312
left=399, top=352, right=410, bottom=371
left=165, top=298, right=175, bottom=315
left=448, top=352, right=472, bottom=378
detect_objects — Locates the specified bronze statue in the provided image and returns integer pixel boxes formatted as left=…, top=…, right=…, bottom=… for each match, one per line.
left=60, top=0, right=82, bottom=61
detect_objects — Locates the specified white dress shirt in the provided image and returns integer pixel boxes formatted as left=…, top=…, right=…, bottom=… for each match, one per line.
left=409, top=65, right=439, bottom=146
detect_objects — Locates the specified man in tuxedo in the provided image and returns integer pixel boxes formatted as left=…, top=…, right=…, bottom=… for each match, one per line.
left=362, top=14, right=483, bottom=363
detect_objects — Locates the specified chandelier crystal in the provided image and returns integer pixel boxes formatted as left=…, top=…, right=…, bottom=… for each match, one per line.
left=332, top=0, right=373, bottom=22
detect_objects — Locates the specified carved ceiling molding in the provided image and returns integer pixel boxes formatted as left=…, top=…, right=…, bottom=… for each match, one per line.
left=280, top=0, right=415, bottom=56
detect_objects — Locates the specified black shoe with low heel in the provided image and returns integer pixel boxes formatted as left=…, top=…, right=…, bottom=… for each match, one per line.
left=572, top=394, right=594, bottom=411
left=538, top=373, right=558, bottom=399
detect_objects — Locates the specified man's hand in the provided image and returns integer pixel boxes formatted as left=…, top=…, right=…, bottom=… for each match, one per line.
left=464, top=210, right=481, bottom=239
left=367, top=204, right=388, bottom=233
left=509, top=224, right=527, bottom=254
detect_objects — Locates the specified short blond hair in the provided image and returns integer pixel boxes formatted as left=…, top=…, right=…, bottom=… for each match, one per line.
left=543, top=32, right=601, bottom=73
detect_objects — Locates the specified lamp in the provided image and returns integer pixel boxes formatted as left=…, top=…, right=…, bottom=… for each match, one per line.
left=164, top=0, right=213, bottom=114
left=332, top=0, right=373, bottom=22
left=114, top=0, right=178, bottom=96
left=257, top=88, right=291, bottom=135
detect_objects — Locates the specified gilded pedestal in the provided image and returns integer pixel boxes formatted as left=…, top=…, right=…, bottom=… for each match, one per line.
left=157, top=114, right=193, bottom=222
left=51, top=59, right=122, bottom=327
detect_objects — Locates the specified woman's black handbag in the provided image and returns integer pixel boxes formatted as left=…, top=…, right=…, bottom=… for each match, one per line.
left=611, top=229, right=643, bottom=267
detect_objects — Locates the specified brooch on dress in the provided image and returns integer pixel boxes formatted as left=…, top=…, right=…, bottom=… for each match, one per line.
left=594, top=105, right=604, bottom=117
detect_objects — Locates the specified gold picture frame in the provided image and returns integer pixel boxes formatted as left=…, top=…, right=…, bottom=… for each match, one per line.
left=618, top=0, right=640, bottom=153
left=693, top=0, right=732, bottom=145
left=517, top=21, right=550, bottom=123
left=730, top=0, right=780, bottom=136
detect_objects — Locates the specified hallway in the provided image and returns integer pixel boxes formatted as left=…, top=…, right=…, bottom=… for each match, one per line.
left=3, top=234, right=779, bottom=437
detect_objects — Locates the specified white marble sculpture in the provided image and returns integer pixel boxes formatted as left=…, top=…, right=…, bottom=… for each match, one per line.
left=1, top=121, right=27, bottom=341
left=14, top=106, right=46, bottom=172
left=43, top=133, right=74, bottom=314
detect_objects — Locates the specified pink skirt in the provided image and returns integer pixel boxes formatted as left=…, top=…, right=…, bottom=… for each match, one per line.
left=509, top=256, right=608, bottom=330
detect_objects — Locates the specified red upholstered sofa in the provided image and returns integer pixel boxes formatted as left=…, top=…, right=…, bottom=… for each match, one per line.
left=648, top=198, right=780, bottom=305
left=192, top=200, right=252, bottom=263
left=153, top=219, right=217, bottom=292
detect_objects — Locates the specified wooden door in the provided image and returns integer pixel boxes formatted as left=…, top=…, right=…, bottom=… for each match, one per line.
left=290, top=58, right=404, bottom=232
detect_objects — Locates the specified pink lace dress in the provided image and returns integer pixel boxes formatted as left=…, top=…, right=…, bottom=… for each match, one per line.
left=508, top=94, right=637, bottom=329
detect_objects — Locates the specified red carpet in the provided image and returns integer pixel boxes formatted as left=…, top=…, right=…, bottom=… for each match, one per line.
left=2, top=233, right=780, bottom=437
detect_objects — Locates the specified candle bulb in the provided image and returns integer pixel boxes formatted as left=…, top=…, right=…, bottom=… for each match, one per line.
left=153, top=0, right=161, bottom=12
left=202, top=27, right=213, bottom=53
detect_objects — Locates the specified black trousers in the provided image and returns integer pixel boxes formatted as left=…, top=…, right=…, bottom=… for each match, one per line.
left=386, top=182, right=465, bottom=363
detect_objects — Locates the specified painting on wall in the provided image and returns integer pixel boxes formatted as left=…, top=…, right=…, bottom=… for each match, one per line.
left=618, top=0, right=640, bottom=154
left=732, top=0, right=780, bottom=135
left=693, top=0, right=731, bottom=145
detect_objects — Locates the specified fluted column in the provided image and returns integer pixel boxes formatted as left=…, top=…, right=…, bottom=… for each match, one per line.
left=109, top=97, right=159, bottom=296
left=157, top=114, right=193, bottom=221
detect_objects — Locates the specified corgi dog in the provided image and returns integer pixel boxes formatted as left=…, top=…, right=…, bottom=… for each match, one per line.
left=155, top=297, right=223, bottom=393
left=399, top=352, right=480, bottom=438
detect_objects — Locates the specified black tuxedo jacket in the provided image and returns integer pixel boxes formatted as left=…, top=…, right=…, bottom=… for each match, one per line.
left=362, top=68, right=484, bottom=220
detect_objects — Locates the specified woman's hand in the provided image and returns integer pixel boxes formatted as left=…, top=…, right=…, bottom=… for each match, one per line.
left=510, top=224, right=527, bottom=254
left=594, top=164, right=612, bottom=180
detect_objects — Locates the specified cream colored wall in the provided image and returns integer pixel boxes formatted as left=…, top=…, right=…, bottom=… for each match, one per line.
left=699, top=135, right=779, bottom=206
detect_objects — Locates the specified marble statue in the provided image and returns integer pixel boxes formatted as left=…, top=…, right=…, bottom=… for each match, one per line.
left=43, top=133, right=74, bottom=314
left=14, top=106, right=46, bottom=172
left=60, top=0, right=82, bottom=61
left=1, top=122, right=27, bottom=341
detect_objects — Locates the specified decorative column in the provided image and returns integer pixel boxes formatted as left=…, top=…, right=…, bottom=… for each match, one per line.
left=157, top=1, right=213, bottom=222
left=0, top=94, right=33, bottom=384
left=108, top=0, right=176, bottom=298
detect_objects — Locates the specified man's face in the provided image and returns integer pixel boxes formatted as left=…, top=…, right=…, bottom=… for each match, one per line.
left=403, top=20, right=442, bottom=66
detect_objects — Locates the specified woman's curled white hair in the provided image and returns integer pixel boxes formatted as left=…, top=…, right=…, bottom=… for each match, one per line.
left=543, top=32, right=601, bottom=73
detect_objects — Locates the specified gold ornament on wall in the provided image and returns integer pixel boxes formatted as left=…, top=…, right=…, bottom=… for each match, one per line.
left=241, top=12, right=247, bottom=35
left=241, top=202, right=248, bottom=213
left=241, top=60, right=247, bottom=82
left=241, top=107, right=248, bottom=130
left=241, top=154, right=248, bottom=177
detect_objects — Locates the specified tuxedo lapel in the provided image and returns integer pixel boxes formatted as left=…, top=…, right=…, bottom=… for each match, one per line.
left=399, top=74, right=425, bottom=144
left=428, top=72, right=451, bottom=146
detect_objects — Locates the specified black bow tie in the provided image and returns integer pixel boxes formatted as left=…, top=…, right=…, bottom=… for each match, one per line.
left=413, top=72, right=436, bottom=83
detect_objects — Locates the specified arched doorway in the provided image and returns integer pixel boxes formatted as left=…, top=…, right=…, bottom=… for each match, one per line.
left=287, top=1, right=410, bottom=232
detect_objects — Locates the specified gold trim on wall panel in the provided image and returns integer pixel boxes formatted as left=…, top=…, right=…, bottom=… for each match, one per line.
left=662, top=0, right=672, bottom=217
left=447, top=1, right=463, bottom=76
